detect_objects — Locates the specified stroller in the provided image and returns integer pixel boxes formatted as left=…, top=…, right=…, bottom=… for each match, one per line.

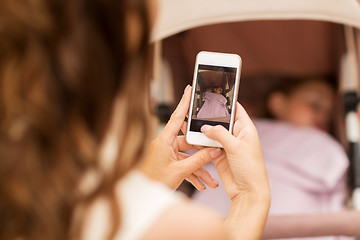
left=150, top=0, right=360, bottom=238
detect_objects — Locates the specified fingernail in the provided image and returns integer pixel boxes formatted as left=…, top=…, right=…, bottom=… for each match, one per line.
left=202, top=184, right=206, bottom=190
left=210, top=148, right=222, bottom=158
left=201, top=125, right=212, bottom=133
left=184, top=84, right=190, bottom=93
left=212, top=178, right=219, bottom=186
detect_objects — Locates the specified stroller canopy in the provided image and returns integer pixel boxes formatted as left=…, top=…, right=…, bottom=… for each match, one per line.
left=152, top=0, right=360, bottom=41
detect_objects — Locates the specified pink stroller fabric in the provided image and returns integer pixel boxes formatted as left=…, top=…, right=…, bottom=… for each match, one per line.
left=197, top=92, right=229, bottom=118
left=193, top=119, right=351, bottom=239
left=255, top=120, right=349, bottom=215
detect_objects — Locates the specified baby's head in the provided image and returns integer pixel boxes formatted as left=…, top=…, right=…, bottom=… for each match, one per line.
left=266, top=76, right=336, bottom=132
left=214, top=87, right=223, bottom=94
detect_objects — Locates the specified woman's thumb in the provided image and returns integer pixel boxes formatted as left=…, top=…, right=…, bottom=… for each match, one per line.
left=180, top=148, right=223, bottom=174
left=201, top=125, right=235, bottom=149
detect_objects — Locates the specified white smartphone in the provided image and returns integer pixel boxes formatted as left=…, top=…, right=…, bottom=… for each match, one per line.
left=186, top=51, right=242, bottom=148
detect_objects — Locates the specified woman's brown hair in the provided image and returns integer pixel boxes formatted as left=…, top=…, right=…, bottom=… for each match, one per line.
left=0, top=0, right=151, bottom=239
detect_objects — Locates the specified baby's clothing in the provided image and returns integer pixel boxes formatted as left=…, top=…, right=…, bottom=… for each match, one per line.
left=83, top=170, right=183, bottom=240
left=255, top=120, right=348, bottom=215
left=197, top=92, right=229, bottom=118
left=193, top=119, right=350, bottom=240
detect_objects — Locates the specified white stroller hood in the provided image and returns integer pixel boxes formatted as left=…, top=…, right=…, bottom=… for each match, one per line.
left=152, top=0, right=360, bottom=41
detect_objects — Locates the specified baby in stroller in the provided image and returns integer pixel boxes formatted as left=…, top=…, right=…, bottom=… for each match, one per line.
left=197, top=86, right=229, bottom=119
left=192, top=76, right=351, bottom=239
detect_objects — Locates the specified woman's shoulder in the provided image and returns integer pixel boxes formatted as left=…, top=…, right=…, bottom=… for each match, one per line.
left=82, top=170, right=228, bottom=240
left=118, top=170, right=228, bottom=240
left=143, top=199, right=229, bottom=240
left=117, top=170, right=181, bottom=205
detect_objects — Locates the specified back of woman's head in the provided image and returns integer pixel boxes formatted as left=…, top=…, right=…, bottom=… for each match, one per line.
left=0, top=0, right=151, bottom=239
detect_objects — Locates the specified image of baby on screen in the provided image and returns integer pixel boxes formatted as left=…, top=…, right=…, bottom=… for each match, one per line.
left=197, top=87, right=229, bottom=119
left=189, top=66, right=236, bottom=132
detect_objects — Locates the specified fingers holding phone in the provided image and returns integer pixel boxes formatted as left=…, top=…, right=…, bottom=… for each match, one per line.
left=142, top=86, right=223, bottom=190
left=201, top=103, right=270, bottom=201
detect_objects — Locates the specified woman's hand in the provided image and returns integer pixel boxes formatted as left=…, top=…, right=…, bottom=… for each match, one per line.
left=201, top=103, right=271, bottom=239
left=201, top=102, right=269, bottom=200
left=142, top=86, right=223, bottom=190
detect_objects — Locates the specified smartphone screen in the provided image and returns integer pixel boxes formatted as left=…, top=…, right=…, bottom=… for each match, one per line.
left=189, top=64, right=237, bottom=132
